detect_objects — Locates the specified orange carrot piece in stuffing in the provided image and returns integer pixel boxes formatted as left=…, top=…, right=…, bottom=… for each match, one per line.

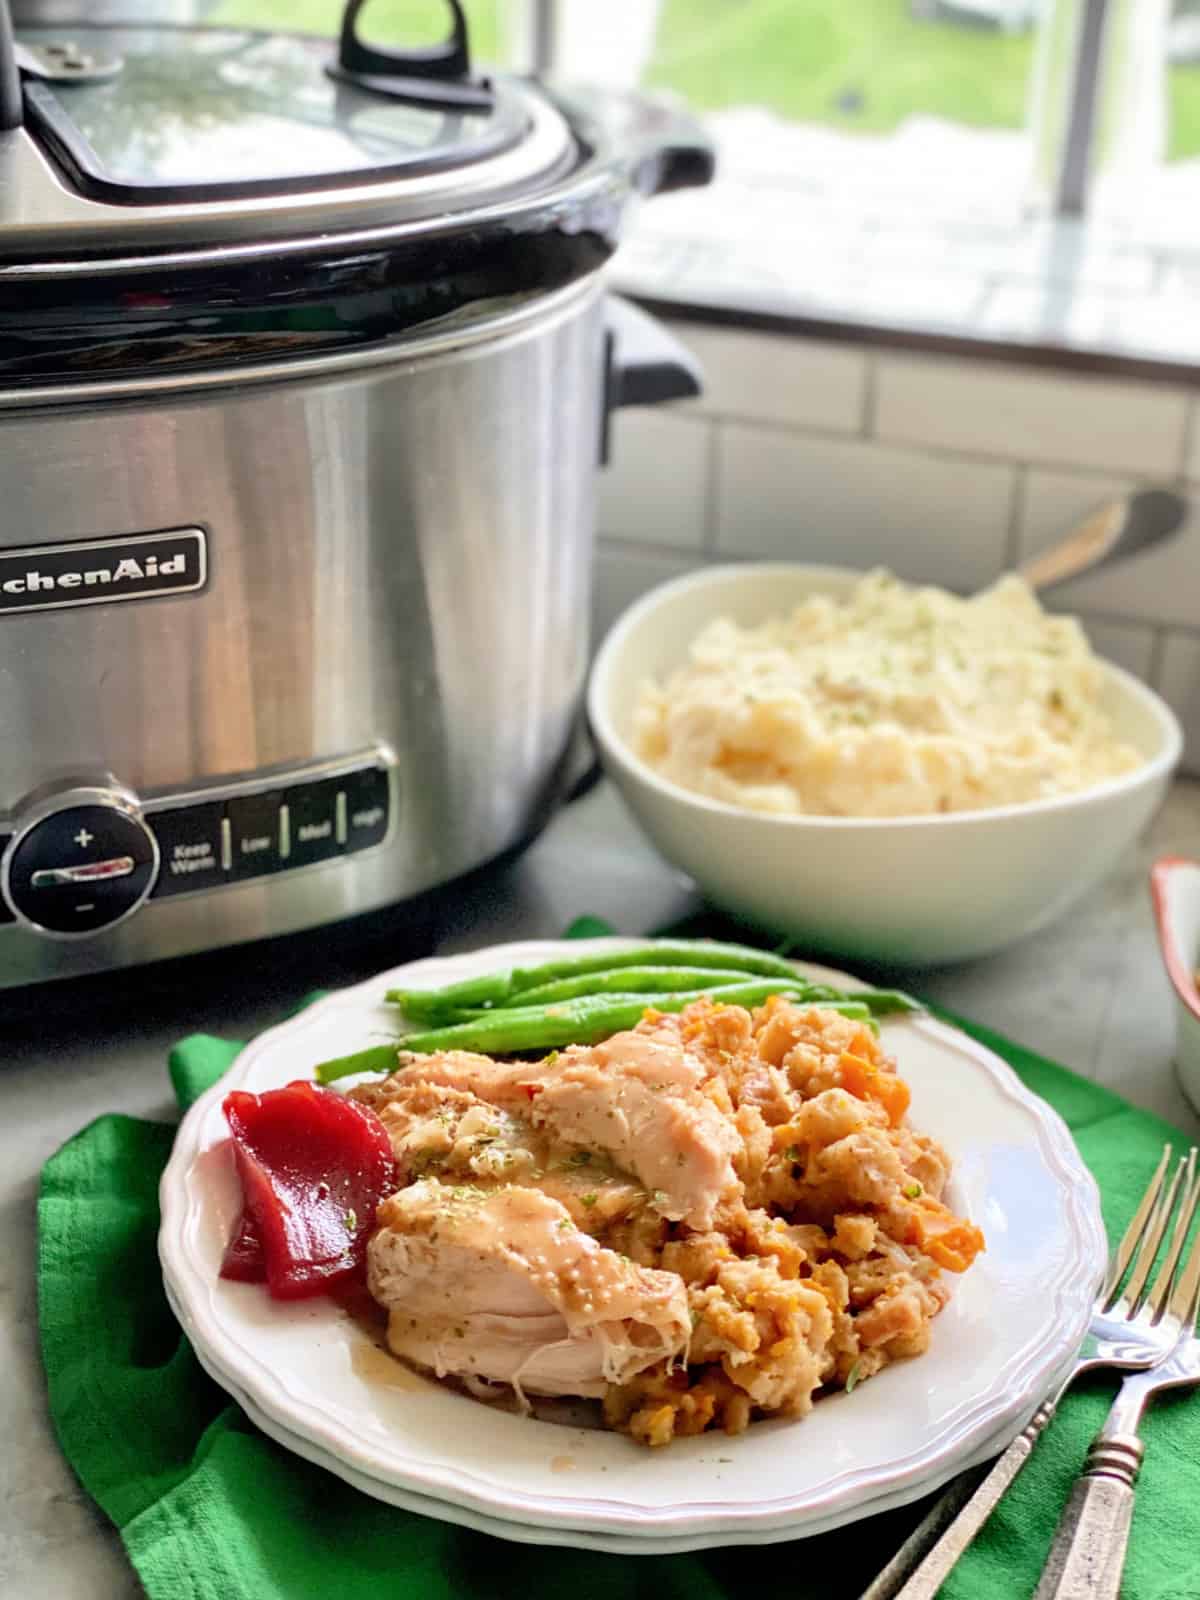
left=911, top=1199, right=985, bottom=1272
left=838, top=1051, right=911, bottom=1127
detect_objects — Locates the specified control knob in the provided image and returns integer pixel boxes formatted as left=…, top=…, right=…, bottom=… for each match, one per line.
left=1, top=783, right=159, bottom=938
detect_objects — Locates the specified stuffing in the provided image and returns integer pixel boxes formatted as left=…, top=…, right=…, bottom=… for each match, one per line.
left=361, top=995, right=983, bottom=1445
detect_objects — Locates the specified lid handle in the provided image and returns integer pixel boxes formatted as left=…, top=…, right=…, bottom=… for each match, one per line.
left=331, top=0, right=491, bottom=110
left=339, top=0, right=469, bottom=82
left=0, top=0, right=22, bottom=132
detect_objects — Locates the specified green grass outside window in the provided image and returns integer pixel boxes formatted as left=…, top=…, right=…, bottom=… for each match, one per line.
left=208, top=0, right=1200, bottom=164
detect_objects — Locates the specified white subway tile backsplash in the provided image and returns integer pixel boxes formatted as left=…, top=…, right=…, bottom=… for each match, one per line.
left=875, top=354, right=1189, bottom=476
left=1074, top=616, right=1157, bottom=680
left=715, top=424, right=1014, bottom=592
left=1157, top=631, right=1200, bottom=768
left=592, top=541, right=699, bottom=647
left=669, top=323, right=866, bottom=432
left=599, top=411, right=710, bottom=550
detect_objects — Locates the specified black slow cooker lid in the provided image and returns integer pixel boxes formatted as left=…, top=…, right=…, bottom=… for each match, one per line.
left=17, top=3, right=557, bottom=206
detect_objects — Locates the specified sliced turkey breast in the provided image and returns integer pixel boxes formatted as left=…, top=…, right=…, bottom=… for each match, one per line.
left=530, top=1025, right=742, bottom=1230
left=383, top=1049, right=550, bottom=1113
left=356, top=1078, right=654, bottom=1241
left=378, top=1023, right=741, bottom=1230
left=367, top=1179, right=690, bottom=1402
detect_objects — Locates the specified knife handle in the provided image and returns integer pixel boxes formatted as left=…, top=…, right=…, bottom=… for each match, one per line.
left=1032, top=1435, right=1143, bottom=1600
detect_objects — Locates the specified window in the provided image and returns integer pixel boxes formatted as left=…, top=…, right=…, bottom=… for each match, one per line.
left=525, top=2, right=1195, bottom=360
left=1170, top=0, right=1200, bottom=163
left=1091, top=0, right=1200, bottom=234
left=645, top=1, right=1041, bottom=210
left=207, top=0, right=504, bottom=58
left=176, top=2, right=1195, bottom=231
left=59, top=1, right=1200, bottom=358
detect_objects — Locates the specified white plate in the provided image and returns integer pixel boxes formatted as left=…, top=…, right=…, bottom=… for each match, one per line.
left=160, top=938, right=1105, bottom=1547
left=168, top=1276, right=1073, bottom=1556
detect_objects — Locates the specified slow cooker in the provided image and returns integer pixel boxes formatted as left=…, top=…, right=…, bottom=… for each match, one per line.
left=0, top=0, right=712, bottom=985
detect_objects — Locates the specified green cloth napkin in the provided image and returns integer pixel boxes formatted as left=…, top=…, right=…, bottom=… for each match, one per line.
left=37, top=925, right=1200, bottom=1600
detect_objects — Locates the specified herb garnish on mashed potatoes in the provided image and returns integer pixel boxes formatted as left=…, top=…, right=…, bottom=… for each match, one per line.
left=632, top=570, right=1143, bottom=818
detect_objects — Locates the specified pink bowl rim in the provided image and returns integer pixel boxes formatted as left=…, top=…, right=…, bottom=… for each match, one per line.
left=1151, top=857, right=1200, bottom=1025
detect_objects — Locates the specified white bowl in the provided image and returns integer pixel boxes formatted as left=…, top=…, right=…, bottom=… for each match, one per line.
left=588, top=563, right=1182, bottom=967
left=1151, top=857, right=1200, bottom=1114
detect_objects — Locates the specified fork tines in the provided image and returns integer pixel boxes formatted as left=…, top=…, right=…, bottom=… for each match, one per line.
left=1104, top=1145, right=1200, bottom=1325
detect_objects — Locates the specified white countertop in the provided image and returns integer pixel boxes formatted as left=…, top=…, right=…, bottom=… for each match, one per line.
left=2, top=777, right=1198, bottom=1599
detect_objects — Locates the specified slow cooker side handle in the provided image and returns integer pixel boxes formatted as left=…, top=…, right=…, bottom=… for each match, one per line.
left=600, top=295, right=702, bottom=466
left=629, top=98, right=716, bottom=197
left=552, top=82, right=715, bottom=198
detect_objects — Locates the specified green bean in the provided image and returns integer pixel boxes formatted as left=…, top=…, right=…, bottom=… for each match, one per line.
left=394, top=999, right=670, bottom=1056
left=385, top=971, right=513, bottom=1021
left=451, top=993, right=879, bottom=1028
left=396, top=987, right=795, bottom=1056
left=315, top=980, right=882, bottom=1080
left=713, top=977, right=918, bottom=1016
left=510, top=966, right=768, bottom=1007
left=314, top=1043, right=402, bottom=1086
left=853, top=988, right=922, bottom=1016
left=386, top=940, right=805, bottom=1022
left=396, top=985, right=876, bottom=1057
left=508, top=940, right=804, bottom=993
left=815, top=1001, right=877, bottom=1026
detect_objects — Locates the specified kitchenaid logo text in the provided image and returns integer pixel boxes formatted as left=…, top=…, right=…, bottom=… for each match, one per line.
left=0, top=529, right=207, bottom=615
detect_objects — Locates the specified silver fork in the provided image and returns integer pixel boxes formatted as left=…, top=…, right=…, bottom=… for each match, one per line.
left=1033, top=1153, right=1200, bottom=1599
left=863, top=1144, right=1200, bottom=1600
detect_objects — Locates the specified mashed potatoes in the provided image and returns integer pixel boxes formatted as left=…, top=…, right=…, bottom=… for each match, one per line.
left=632, top=570, right=1143, bottom=818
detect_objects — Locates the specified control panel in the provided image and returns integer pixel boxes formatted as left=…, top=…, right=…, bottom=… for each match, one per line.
left=0, top=751, right=393, bottom=940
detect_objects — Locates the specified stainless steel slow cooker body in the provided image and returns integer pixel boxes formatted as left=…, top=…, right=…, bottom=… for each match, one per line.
left=0, top=2, right=712, bottom=985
